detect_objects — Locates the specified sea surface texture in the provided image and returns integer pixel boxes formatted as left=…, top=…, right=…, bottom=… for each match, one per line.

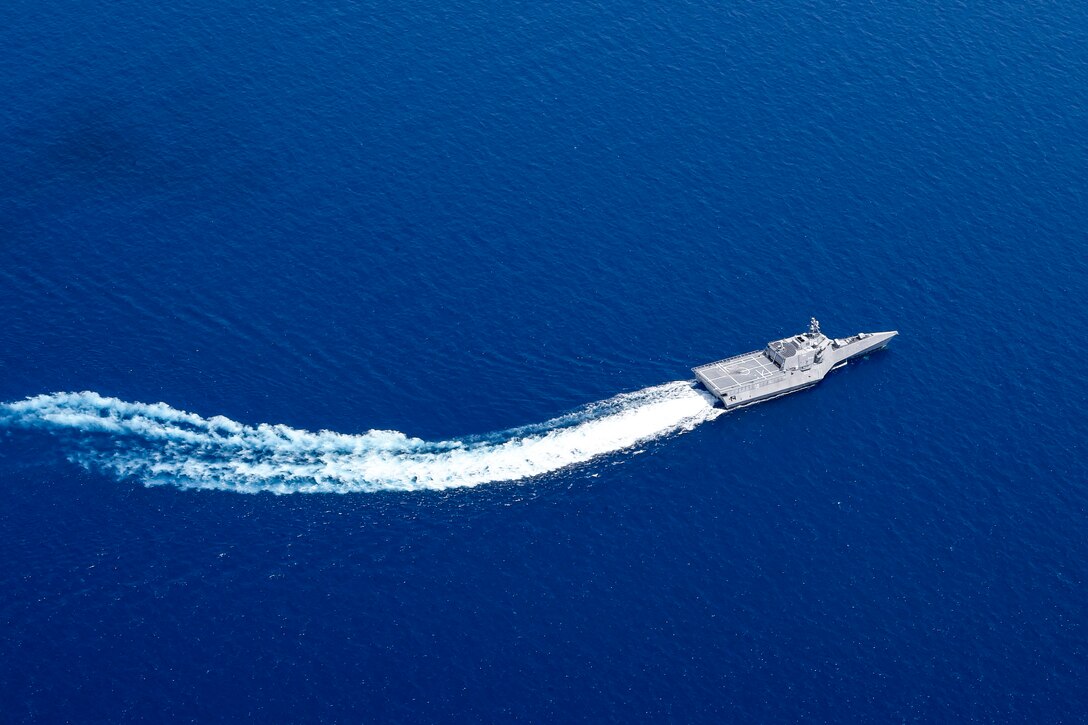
left=2, top=0, right=1087, bottom=720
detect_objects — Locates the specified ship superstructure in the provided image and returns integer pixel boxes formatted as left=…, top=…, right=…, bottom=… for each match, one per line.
left=693, top=319, right=896, bottom=409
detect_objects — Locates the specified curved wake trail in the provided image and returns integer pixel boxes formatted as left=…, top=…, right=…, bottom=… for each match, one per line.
left=0, top=382, right=723, bottom=493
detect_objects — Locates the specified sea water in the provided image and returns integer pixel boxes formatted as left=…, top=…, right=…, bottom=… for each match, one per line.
left=2, top=0, right=1086, bottom=719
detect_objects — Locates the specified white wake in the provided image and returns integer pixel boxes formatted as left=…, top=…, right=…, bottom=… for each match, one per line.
left=0, top=382, right=723, bottom=493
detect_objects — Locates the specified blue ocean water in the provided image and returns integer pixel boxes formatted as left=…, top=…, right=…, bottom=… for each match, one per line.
left=2, top=0, right=1087, bottom=719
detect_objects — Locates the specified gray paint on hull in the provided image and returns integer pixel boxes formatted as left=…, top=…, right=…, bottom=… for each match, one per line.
left=693, top=320, right=897, bottom=409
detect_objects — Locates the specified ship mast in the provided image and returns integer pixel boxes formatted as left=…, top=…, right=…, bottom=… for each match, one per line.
left=809, top=317, right=821, bottom=336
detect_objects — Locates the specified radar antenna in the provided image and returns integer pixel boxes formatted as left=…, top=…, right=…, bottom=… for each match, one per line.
left=809, top=317, right=821, bottom=336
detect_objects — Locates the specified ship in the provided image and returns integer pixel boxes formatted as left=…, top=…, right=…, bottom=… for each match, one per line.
left=693, top=319, right=897, bottom=409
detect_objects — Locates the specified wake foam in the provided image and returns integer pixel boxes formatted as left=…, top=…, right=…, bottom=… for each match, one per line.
left=0, top=382, right=723, bottom=493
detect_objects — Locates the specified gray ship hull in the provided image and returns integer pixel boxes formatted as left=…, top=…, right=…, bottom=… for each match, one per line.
left=693, top=321, right=896, bottom=410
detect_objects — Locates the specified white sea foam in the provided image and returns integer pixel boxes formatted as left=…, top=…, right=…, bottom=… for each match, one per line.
left=0, top=382, right=723, bottom=493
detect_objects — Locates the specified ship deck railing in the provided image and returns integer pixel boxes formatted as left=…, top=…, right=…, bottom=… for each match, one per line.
left=693, top=348, right=789, bottom=398
left=713, top=375, right=783, bottom=397
left=692, top=349, right=764, bottom=372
